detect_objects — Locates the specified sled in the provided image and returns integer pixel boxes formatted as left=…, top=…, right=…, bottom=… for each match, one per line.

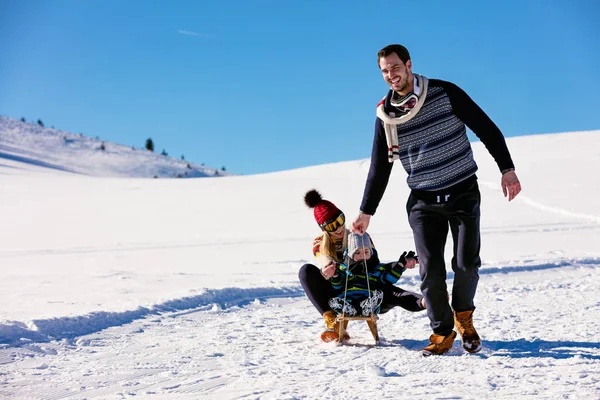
left=336, top=314, right=379, bottom=345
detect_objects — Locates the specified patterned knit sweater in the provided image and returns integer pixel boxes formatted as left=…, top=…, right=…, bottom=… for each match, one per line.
left=360, top=78, right=515, bottom=215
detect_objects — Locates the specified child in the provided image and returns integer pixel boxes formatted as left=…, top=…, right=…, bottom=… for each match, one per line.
left=329, top=232, right=424, bottom=318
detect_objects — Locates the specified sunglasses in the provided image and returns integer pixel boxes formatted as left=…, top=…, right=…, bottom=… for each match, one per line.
left=320, top=213, right=346, bottom=233
left=392, top=92, right=418, bottom=113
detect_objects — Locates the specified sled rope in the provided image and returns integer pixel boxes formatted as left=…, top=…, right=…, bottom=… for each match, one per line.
left=340, top=232, right=376, bottom=319
left=337, top=232, right=379, bottom=344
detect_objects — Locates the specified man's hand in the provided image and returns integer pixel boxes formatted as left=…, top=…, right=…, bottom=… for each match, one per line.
left=352, top=213, right=371, bottom=234
left=321, top=261, right=337, bottom=280
left=501, top=170, right=522, bottom=201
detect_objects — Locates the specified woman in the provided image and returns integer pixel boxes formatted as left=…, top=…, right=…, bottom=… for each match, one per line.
left=299, top=189, right=425, bottom=343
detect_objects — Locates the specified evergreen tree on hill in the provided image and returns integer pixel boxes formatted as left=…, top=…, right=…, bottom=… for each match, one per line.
left=145, top=138, right=154, bottom=152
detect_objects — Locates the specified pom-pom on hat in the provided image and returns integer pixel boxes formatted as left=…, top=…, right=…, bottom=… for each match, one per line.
left=348, top=232, right=373, bottom=259
left=304, top=189, right=345, bottom=232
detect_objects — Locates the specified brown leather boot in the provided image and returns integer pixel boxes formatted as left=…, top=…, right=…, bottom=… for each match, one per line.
left=422, top=331, right=457, bottom=356
left=454, top=309, right=482, bottom=353
left=320, top=311, right=350, bottom=343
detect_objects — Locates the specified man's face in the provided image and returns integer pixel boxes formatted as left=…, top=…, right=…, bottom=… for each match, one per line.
left=379, top=53, right=413, bottom=94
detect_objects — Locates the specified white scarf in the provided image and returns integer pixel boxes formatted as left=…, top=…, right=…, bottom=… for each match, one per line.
left=376, top=74, right=429, bottom=162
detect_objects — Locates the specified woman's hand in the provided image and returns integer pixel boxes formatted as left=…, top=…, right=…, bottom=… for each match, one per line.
left=321, top=261, right=338, bottom=279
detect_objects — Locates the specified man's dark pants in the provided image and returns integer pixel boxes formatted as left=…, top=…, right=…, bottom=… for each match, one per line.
left=407, top=178, right=481, bottom=336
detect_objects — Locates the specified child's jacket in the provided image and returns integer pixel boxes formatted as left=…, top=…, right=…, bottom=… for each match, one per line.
left=329, top=250, right=406, bottom=301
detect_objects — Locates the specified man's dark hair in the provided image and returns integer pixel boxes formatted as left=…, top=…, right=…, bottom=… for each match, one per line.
left=377, top=44, right=411, bottom=66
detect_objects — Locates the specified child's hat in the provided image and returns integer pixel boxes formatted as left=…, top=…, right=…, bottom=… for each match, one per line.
left=304, top=189, right=345, bottom=232
left=348, top=232, right=372, bottom=258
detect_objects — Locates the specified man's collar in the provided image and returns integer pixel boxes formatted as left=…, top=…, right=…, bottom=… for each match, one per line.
left=413, top=75, right=421, bottom=96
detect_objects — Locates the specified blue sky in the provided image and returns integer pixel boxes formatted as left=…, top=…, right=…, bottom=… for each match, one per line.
left=1, top=0, right=598, bottom=175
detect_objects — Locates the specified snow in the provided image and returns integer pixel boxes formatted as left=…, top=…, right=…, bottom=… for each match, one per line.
left=0, top=116, right=229, bottom=178
left=1, top=116, right=599, bottom=399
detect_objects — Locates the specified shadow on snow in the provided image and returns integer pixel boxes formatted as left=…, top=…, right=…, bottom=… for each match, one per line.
left=0, top=286, right=305, bottom=347
left=386, top=338, right=600, bottom=360
left=0, top=151, right=80, bottom=174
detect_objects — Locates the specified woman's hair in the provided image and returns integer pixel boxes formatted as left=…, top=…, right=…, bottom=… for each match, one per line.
left=319, top=229, right=348, bottom=263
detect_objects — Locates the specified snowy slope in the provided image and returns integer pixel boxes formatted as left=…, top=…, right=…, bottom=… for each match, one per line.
left=0, top=115, right=229, bottom=178
left=0, top=128, right=599, bottom=399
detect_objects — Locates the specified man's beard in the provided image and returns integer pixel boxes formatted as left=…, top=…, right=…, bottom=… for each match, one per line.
left=391, top=75, right=408, bottom=93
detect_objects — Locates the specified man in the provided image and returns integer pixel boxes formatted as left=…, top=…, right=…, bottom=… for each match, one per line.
left=352, top=44, right=521, bottom=356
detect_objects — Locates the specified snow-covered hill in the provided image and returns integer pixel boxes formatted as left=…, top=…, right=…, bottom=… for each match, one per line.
left=0, top=115, right=229, bottom=178
left=0, top=127, right=599, bottom=399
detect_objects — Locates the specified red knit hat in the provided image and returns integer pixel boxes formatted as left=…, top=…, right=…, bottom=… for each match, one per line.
left=304, top=189, right=345, bottom=231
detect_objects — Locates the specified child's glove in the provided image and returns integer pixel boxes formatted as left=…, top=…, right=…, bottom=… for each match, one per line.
left=399, top=251, right=418, bottom=267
